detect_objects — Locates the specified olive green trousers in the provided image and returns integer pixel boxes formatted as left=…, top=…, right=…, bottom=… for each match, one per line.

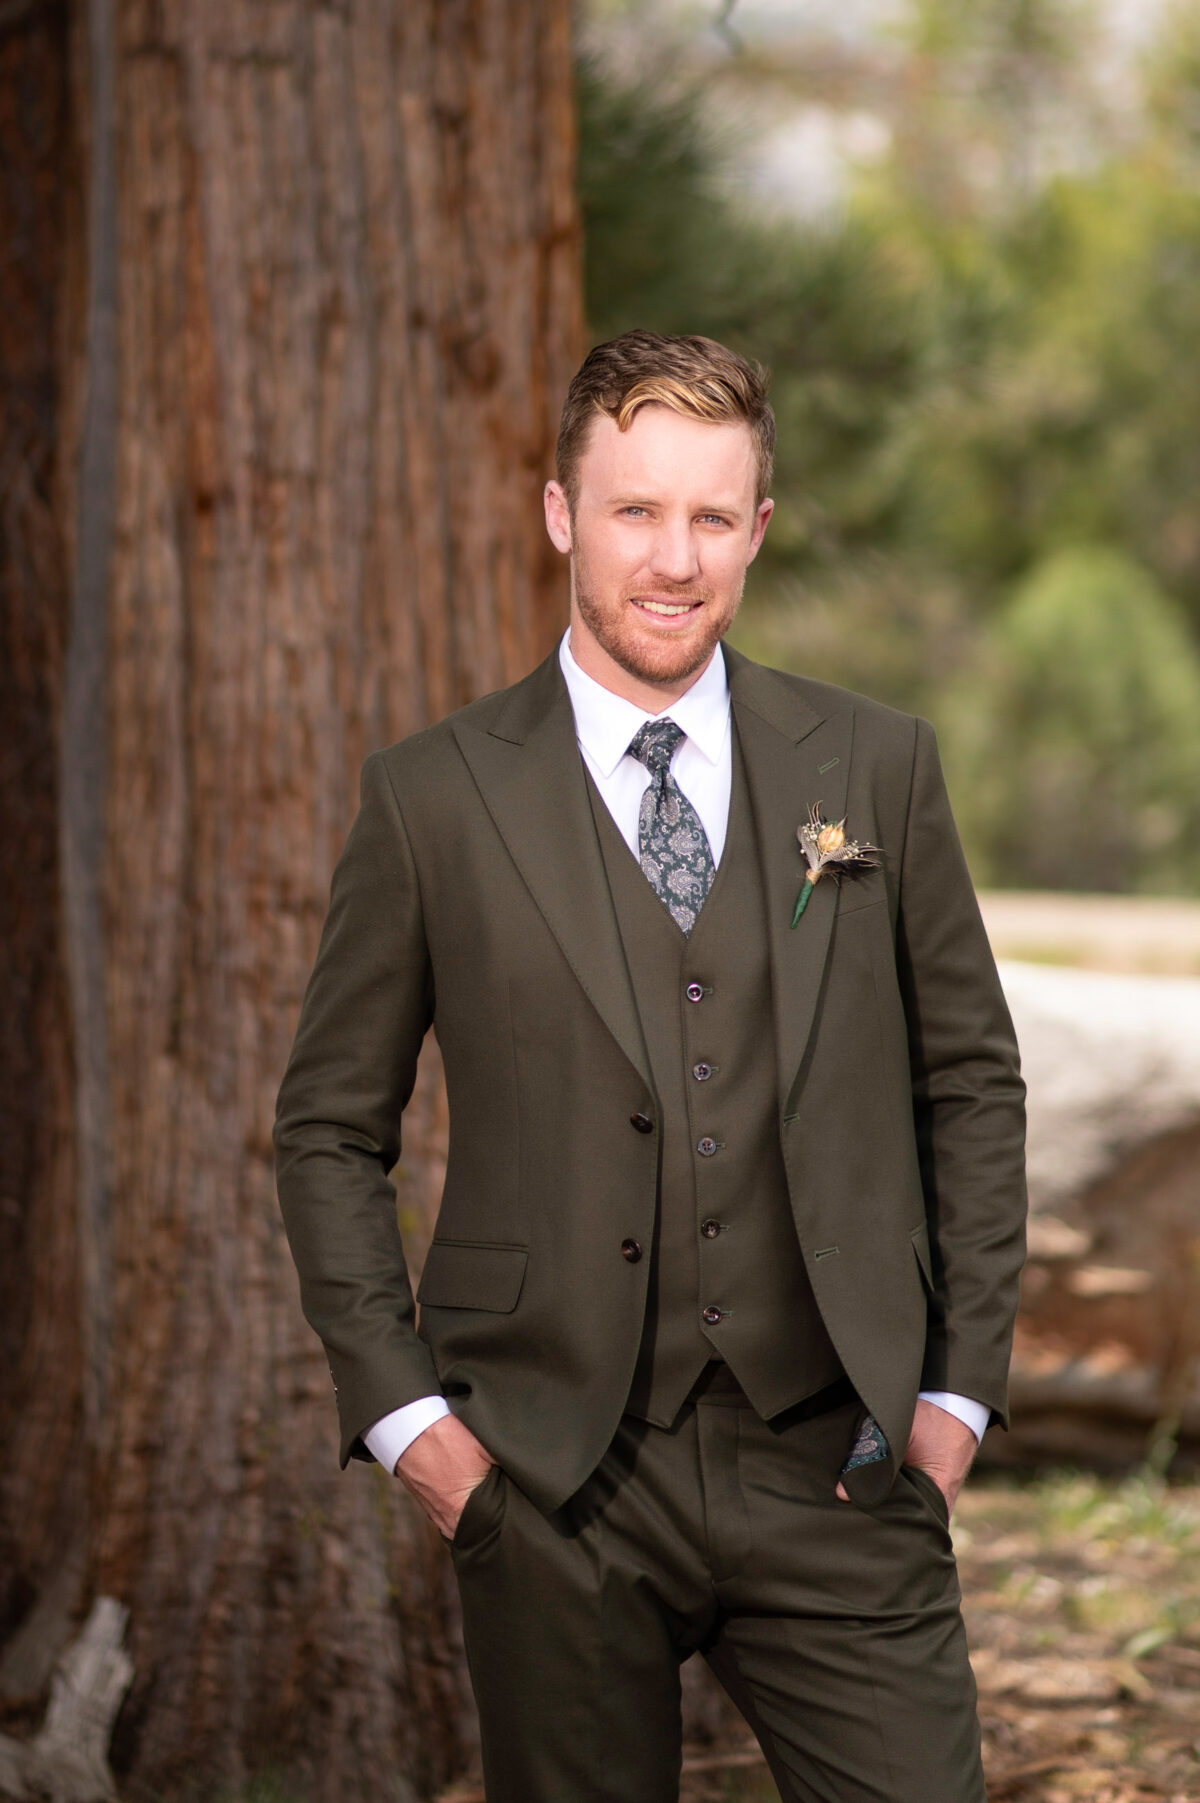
left=449, top=1373, right=985, bottom=1802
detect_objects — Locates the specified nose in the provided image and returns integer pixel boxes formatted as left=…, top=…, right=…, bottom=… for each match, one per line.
left=647, top=520, right=701, bottom=586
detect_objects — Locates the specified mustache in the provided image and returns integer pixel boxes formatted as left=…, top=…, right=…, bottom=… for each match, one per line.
left=626, top=587, right=711, bottom=604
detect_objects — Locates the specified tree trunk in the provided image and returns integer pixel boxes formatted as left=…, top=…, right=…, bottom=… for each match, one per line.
left=0, top=0, right=89, bottom=1711
left=0, top=3, right=582, bottom=1798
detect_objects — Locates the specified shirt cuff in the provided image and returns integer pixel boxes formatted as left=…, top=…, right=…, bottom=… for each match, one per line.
left=362, top=1396, right=451, bottom=1472
left=917, top=1391, right=991, bottom=1445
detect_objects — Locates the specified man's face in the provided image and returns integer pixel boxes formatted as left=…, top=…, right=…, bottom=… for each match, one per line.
left=544, top=406, right=773, bottom=697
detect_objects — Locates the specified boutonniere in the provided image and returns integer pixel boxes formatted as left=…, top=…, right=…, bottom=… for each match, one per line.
left=792, top=803, right=881, bottom=926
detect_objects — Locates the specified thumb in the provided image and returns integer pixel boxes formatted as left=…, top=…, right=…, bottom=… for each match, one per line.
left=835, top=1480, right=850, bottom=1503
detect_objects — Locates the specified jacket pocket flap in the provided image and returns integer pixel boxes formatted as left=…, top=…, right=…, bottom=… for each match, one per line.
left=417, top=1242, right=528, bottom=1313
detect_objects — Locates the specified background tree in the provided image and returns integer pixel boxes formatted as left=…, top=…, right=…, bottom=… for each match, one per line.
left=0, top=3, right=581, bottom=1798
left=578, top=0, right=1200, bottom=893
left=949, top=548, right=1200, bottom=891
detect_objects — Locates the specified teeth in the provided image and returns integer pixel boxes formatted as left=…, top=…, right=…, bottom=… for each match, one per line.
left=639, top=600, right=696, bottom=616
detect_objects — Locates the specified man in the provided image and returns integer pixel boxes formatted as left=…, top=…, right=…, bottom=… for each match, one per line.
left=275, top=330, right=1026, bottom=1802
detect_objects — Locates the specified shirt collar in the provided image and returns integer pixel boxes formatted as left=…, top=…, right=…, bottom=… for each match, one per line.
left=558, top=629, right=731, bottom=778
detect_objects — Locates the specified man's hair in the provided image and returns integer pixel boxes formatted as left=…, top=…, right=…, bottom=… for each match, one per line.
left=556, top=329, right=775, bottom=510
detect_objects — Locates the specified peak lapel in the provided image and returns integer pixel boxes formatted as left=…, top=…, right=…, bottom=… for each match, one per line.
left=451, top=654, right=652, bottom=1093
left=727, top=648, right=855, bottom=1117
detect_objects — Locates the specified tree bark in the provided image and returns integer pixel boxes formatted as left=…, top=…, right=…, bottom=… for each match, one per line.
left=0, top=0, right=89, bottom=1710
left=0, top=3, right=582, bottom=1798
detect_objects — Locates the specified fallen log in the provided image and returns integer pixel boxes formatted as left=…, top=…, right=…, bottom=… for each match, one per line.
left=985, top=959, right=1200, bottom=1467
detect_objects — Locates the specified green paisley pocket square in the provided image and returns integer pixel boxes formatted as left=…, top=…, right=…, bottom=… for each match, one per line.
left=840, top=1411, right=890, bottom=1474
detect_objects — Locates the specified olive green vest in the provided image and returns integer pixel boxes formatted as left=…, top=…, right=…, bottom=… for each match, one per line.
left=585, top=730, right=843, bottom=1429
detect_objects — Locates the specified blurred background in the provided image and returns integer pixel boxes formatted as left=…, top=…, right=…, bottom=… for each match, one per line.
left=1, top=2, right=1198, bottom=1800
left=583, top=0, right=1200, bottom=899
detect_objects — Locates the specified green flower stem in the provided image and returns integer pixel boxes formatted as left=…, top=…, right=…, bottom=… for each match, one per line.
left=791, top=874, right=817, bottom=927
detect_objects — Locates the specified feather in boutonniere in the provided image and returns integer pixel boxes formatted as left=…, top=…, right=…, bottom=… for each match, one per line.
left=792, top=803, right=881, bottom=926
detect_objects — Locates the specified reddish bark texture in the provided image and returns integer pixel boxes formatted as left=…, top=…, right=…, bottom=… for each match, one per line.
left=0, top=3, right=582, bottom=1797
left=0, top=0, right=87, bottom=1708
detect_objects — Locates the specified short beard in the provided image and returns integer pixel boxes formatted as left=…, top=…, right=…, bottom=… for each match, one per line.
left=572, top=557, right=743, bottom=691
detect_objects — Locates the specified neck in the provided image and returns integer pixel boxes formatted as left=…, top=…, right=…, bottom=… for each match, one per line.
left=566, top=610, right=715, bottom=714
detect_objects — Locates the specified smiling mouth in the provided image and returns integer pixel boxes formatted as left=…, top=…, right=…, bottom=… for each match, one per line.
left=632, top=597, right=703, bottom=619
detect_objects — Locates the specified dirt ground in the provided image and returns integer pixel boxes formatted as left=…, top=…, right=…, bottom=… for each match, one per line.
left=677, top=1471, right=1200, bottom=1803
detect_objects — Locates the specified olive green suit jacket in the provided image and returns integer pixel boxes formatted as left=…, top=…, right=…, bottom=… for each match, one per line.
left=274, top=644, right=1027, bottom=1513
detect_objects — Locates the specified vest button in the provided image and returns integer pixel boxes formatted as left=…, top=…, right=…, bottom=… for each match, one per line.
left=685, top=982, right=705, bottom=1003
left=697, top=1136, right=718, bottom=1157
left=629, top=1111, right=654, bottom=1134
left=702, top=1305, right=723, bottom=1326
left=621, top=1238, right=643, bottom=1263
left=700, top=1218, right=722, bottom=1240
left=692, top=1062, right=713, bottom=1081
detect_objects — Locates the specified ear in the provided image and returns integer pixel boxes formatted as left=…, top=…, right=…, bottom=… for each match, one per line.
left=544, top=480, right=572, bottom=554
left=746, top=497, right=774, bottom=564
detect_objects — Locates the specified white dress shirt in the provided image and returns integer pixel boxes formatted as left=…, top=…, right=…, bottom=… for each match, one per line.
left=363, top=631, right=990, bottom=1472
left=558, top=627, right=733, bottom=863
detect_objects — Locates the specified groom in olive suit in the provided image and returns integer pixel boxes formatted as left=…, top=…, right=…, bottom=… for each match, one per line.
left=275, top=330, right=1026, bottom=1802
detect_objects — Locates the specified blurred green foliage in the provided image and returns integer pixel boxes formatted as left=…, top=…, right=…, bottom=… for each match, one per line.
left=948, top=547, right=1200, bottom=887
left=577, top=0, right=1200, bottom=891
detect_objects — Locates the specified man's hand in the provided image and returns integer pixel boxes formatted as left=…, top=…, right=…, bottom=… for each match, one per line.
left=835, top=1399, right=978, bottom=1514
left=900, top=1399, right=978, bottom=1517
left=395, top=1412, right=497, bottom=1539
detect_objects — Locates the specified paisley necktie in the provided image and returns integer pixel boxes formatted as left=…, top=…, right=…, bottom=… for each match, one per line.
left=627, top=719, right=716, bottom=936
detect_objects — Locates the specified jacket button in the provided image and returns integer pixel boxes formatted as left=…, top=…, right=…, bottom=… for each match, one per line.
left=621, top=1238, right=642, bottom=1263
left=697, top=1136, right=718, bottom=1157
left=702, top=1305, right=723, bottom=1325
left=693, top=1062, right=713, bottom=1081
left=685, top=982, right=705, bottom=1003
left=629, top=1111, right=654, bottom=1134
left=700, top=1218, right=721, bottom=1240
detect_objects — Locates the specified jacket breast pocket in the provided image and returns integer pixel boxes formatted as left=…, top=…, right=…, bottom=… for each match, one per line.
left=416, top=1240, right=528, bottom=1313
left=835, top=874, right=889, bottom=918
